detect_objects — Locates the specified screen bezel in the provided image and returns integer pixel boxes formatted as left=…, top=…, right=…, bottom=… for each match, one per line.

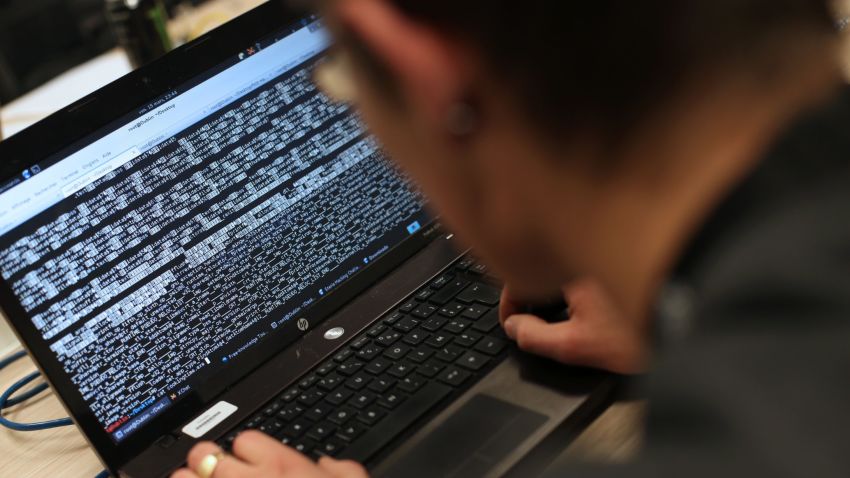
left=0, top=1, right=438, bottom=471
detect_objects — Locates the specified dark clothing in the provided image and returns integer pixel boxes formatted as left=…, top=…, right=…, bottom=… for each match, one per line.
left=553, top=86, right=850, bottom=477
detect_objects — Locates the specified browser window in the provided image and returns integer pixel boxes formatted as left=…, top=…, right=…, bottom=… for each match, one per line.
left=0, top=18, right=430, bottom=443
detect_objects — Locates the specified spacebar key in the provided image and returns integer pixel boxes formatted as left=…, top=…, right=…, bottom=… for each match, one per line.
left=339, top=382, right=452, bottom=462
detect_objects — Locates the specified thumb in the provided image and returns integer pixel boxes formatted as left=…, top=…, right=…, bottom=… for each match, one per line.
left=504, top=314, right=581, bottom=365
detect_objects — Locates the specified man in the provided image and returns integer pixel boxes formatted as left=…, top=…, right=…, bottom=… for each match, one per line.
left=174, top=1, right=850, bottom=476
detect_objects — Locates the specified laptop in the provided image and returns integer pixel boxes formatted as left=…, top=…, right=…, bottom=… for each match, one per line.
left=0, top=2, right=616, bottom=477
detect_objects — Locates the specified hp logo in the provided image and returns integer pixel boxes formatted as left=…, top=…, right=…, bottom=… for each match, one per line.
left=297, top=318, right=310, bottom=331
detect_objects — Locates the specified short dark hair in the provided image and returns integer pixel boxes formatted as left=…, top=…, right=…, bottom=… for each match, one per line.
left=388, top=0, right=838, bottom=142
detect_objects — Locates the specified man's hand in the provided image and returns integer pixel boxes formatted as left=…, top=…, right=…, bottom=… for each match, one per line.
left=500, top=279, right=648, bottom=374
left=172, top=431, right=369, bottom=478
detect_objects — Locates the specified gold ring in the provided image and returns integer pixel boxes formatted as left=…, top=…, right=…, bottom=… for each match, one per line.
left=196, top=451, right=226, bottom=478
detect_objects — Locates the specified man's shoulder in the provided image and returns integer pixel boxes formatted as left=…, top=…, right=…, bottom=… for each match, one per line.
left=676, top=87, right=850, bottom=321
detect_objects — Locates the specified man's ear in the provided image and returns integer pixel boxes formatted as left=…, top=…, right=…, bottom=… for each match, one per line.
left=333, top=0, right=471, bottom=132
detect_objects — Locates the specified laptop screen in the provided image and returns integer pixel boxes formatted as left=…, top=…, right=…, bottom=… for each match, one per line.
left=0, top=18, right=429, bottom=443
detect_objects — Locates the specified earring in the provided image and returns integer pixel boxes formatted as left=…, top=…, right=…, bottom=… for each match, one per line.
left=445, top=101, right=480, bottom=139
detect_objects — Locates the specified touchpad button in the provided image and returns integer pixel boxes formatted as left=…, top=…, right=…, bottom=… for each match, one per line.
left=377, top=394, right=548, bottom=478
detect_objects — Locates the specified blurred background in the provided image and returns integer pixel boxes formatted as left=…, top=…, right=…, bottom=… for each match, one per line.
left=0, top=0, right=263, bottom=139
left=0, top=0, right=112, bottom=105
left=0, top=0, right=264, bottom=104
left=0, top=0, right=848, bottom=140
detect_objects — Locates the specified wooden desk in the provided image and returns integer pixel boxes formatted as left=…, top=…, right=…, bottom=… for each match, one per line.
left=0, top=352, right=105, bottom=478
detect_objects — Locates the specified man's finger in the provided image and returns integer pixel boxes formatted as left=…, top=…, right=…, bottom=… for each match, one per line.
left=499, top=286, right=525, bottom=325
left=504, top=314, right=583, bottom=364
left=186, top=442, right=254, bottom=478
left=317, top=456, right=370, bottom=477
left=170, top=469, right=199, bottom=478
left=233, top=430, right=314, bottom=470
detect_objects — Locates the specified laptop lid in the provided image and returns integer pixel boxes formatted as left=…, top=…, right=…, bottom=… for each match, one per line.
left=0, top=2, right=434, bottom=471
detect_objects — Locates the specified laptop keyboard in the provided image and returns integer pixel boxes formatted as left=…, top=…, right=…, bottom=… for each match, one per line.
left=215, top=256, right=511, bottom=463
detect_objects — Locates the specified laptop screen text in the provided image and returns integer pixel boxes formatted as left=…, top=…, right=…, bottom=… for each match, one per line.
left=0, top=21, right=429, bottom=443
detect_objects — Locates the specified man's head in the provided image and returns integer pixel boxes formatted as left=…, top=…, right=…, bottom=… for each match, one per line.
left=317, top=0, right=841, bottom=309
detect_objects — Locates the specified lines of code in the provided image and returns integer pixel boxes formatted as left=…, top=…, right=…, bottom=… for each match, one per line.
left=0, top=59, right=426, bottom=430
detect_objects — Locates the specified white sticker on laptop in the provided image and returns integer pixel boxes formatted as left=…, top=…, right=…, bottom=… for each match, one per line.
left=182, top=401, right=238, bottom=439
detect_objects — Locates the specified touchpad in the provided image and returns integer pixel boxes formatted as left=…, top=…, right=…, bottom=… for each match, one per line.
left=376, top=394, right=548, bottom=478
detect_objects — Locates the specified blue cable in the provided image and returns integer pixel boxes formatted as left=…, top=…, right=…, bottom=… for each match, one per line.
left=4, top=381, right=49, bottom=407
left=1, top=351, right=112, bottom=477
left=1, top=350, right=50, bottom=407
left=1, top=351, right=50, bottom=407
left=0, top=350, right=26, bottom=369
left=0, top=369, right=73, bottom=430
